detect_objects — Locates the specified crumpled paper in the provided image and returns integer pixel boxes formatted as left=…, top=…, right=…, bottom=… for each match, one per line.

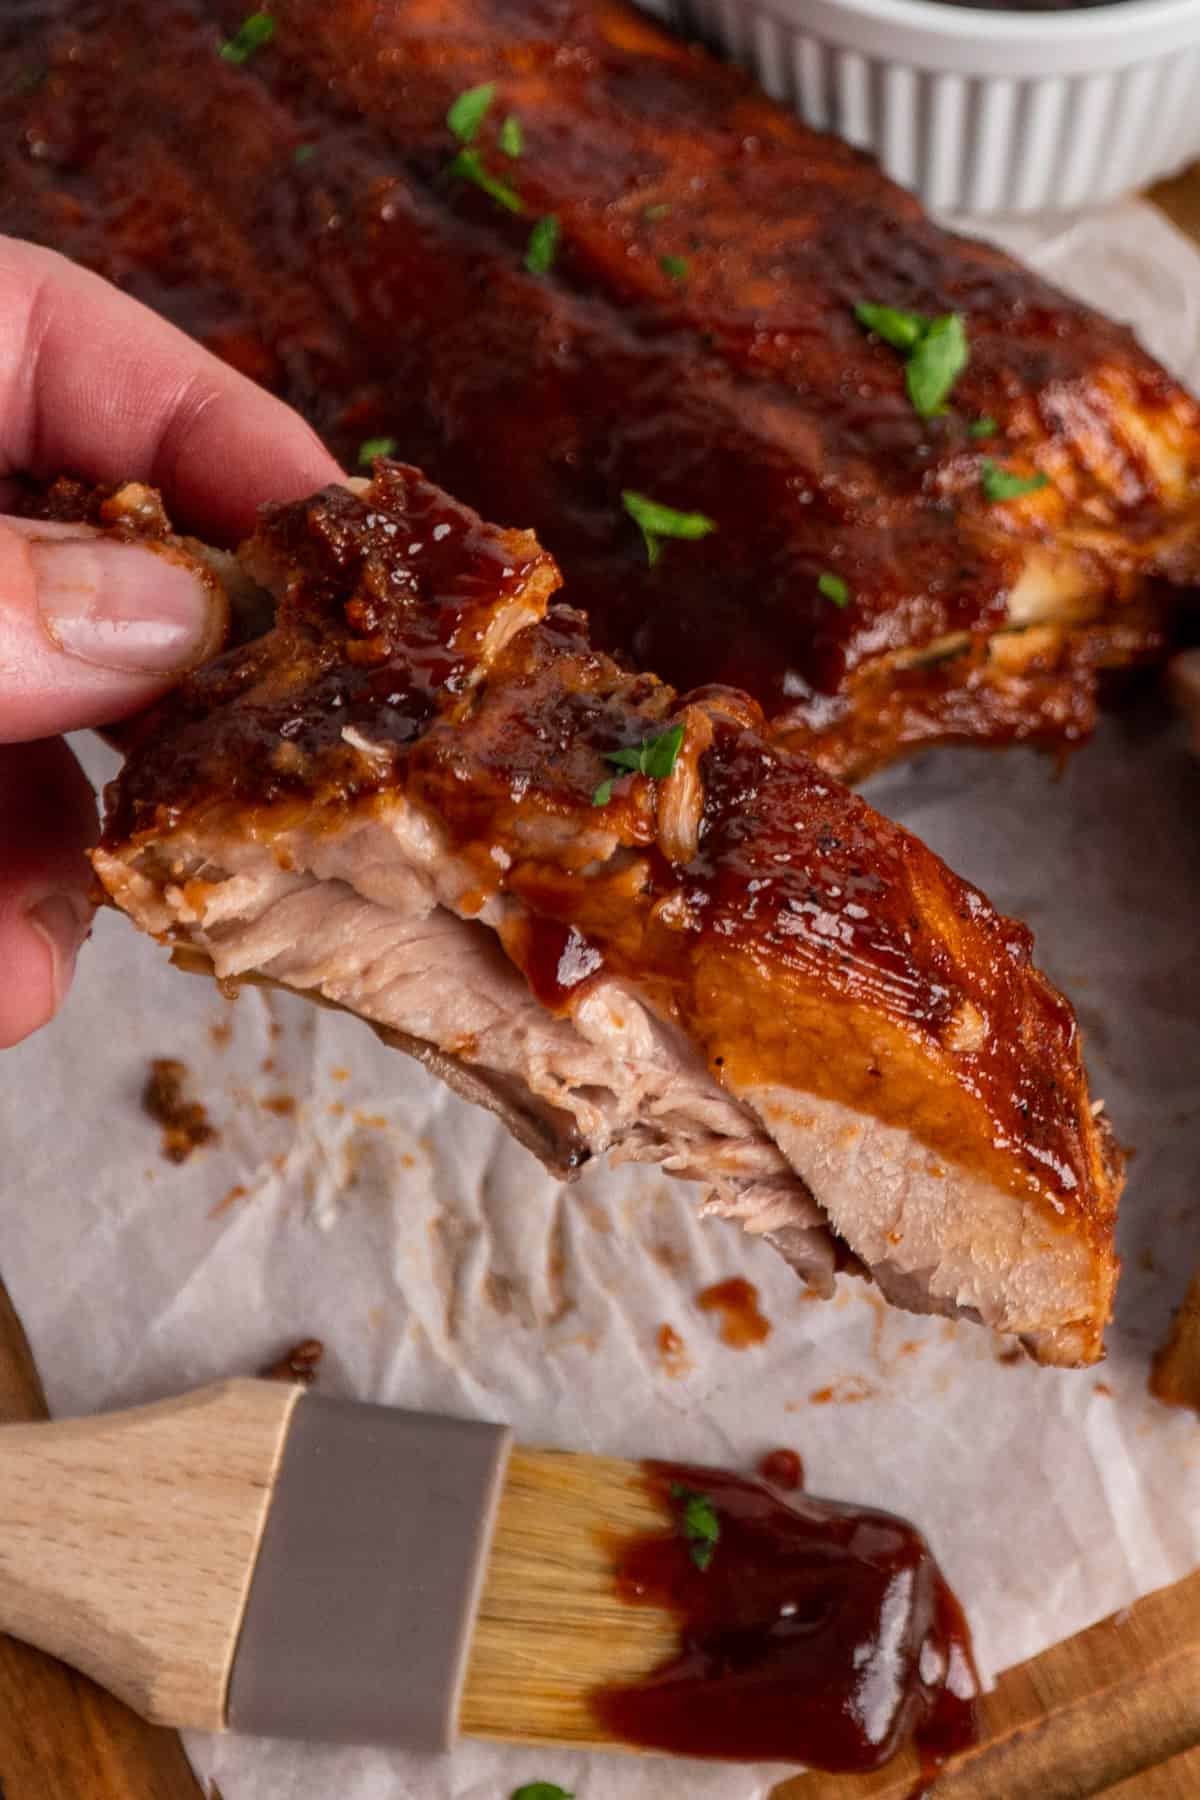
left=2, top=197, right=1199, bottom=1800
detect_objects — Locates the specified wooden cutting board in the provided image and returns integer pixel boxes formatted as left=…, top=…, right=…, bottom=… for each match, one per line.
left=4, top=166, right=1198, bottom=1800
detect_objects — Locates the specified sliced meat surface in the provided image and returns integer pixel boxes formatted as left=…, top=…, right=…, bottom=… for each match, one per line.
left=83, top=463, right=1122, bottom=1364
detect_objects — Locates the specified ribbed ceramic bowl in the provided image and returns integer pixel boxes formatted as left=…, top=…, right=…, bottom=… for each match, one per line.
left=652, top=0, right=1200, bottom=213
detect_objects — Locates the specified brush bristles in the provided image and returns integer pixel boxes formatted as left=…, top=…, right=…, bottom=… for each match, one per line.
left=460, top=1448, right=679, bottom=1747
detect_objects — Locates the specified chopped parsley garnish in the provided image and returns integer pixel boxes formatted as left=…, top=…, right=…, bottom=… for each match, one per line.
left=621, top=489, right=716, bottom=567
left=980, top=459, right=1050, bottom=504
left=905, top=313, right=968, bottom=418
left=643, top=202, right=672, bottom=222
left=357, top=436, right=397, bottom=466
left=853, top=301, right=927, bottom=351
left=818, top=572, right=850, bottom=608
left=855, top=301, right=968, bottom=418
left=592, top=723, right=685, bottom=807
left=968, top=416, right=997, bottom=439
left=447, top=82, right=495, bottom=145
left=448, top=148, right=524, bottom=214
left=671, top=1482, right=721, bottom=1572
left=525, top=215, right=560, bottom=276
left=219, top=10, right=275, bottom=64
left=511, top=1786, right=574, bottom=1800
left=660, top=254, right=689, bottom=283
left=445, top=88, right=523, bottom=213
left=293, top=143, right=315, bottom=166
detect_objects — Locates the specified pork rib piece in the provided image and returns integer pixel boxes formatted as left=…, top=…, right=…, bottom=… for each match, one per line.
left=85, top=463, right=1121, bottom=1365
left=3, top=0, right=1199, bottom=774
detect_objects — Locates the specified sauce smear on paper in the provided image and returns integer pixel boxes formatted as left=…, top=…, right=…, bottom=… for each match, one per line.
left=697, top=1277, right=771, bottom=1348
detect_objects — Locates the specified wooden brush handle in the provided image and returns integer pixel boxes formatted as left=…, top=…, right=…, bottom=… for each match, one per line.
left=0, top=1374, right=301, bottom=1732
left=0, top=1281, right=210, bottom=1799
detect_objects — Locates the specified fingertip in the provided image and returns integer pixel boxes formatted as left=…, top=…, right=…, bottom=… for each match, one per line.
left=0, top=892, right=92, bottom=1048
left=0, top=737, right=98, bottom=1047
left=0, top=518, right=231, bottom=740
left=0, top=237, right=345, bottom=540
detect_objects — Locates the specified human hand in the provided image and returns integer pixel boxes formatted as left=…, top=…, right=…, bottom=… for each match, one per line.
left=0, top=237, right=342, bottom=1047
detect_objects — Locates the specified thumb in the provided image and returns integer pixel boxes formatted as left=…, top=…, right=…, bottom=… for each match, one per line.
left=0, top=515, right=227, bottom=743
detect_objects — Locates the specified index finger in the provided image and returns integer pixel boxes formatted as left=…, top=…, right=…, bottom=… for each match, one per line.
left=0, top=236, right=342, bottom=539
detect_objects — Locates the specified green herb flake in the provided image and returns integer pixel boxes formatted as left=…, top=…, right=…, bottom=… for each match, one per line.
left=905, top=313, right=968, bottom=418
left=660, top=254, right=689, bottom=283
left=499, top=113, right=523, bottom=158
left=511, top=1785, right=575, bottom=1800
left=854, top=300, right=928, bottom=352
left=980, top=459, right=1050, bottom=504
left=293, top=143, right=315, bottom=166
left=219, top=11, right=275, bottom=64
left=621, top=489, right=716, bottom=566
left=855, top=302, right=969, bottom=418
left=670, top=1481, right=721, bottom=1573
left=357, top=436, right=397, bottom=466
left=592, top=722, right=686, bottom=806
left=643, top=202, right=672, bottom=222
left=525, top=215, right=560, bottom=276
left=968, top=416, right=997, bottom=439
left=446, top=82, right=495, bottom=145
left=448, top=147, right=524, bottom=214
left=818, top=571, right=850, bottom=608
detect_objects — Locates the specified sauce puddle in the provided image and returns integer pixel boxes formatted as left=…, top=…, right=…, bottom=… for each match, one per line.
left=593, top=1460, right=978, bottom=1786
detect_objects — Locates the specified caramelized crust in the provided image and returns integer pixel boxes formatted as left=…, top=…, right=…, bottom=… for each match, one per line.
left=2, top=1, right=1197, bottom=771
left=92, top=465, right=1122, bottom=1362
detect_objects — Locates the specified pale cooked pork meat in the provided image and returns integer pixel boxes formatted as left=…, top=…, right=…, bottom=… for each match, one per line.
left=4, top=0, right=1200, bottom=774
left=87, top=465, right=1122, bottom=1364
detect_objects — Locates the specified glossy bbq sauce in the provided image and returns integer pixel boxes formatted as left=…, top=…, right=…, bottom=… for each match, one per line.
left=594, top=1462, right=979, bottom=1786
left=758, top=1446, right=804, bottom=1491
left=519, top=916, right=605, bottom=1012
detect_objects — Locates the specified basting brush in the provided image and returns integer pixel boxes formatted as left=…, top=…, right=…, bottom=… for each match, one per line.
left=0, top=1377, right=976, bottom=1770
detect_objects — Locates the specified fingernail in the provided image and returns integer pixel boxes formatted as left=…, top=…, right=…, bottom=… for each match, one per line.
left=32, top=536, right=221, bottom=674
left=26, top=894, right=91, bottom=1010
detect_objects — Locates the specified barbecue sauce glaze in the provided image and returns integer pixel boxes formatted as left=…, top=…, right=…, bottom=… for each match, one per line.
left=78, top=464, right=1114, bottom=1253
left=1, top=0, right=1185, bottom=778
left=595, top=1461, right=978, bottom=1781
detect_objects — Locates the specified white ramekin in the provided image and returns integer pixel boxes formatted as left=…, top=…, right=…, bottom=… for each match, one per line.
left=647, top=0, right=1200, bottom=213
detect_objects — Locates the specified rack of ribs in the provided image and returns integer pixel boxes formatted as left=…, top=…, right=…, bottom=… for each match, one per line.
left=74, top=463, right=1121, bottom=1365
left=3, top=0, right=1199, bottom=775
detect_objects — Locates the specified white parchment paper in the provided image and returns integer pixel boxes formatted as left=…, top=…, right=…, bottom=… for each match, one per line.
left=2, top=198, right=1200, bottom=1800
